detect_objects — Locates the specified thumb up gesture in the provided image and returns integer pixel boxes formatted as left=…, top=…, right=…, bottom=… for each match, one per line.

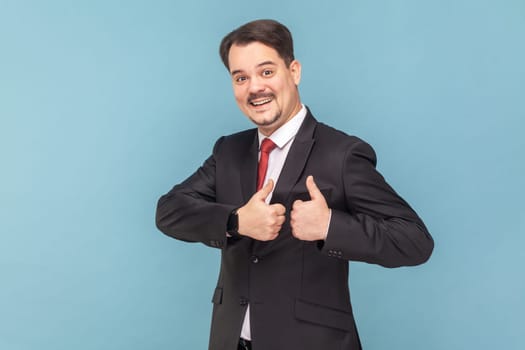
left=237, top=179, right=286, bottom=241
left=290, top=176, right=331, bottom=241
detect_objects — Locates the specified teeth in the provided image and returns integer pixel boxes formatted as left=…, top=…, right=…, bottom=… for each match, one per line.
left=251, top=98, right=272, bottom=106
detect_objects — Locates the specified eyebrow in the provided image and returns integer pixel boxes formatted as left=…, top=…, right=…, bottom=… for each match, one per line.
left=230, top=61, right=277, bottom=76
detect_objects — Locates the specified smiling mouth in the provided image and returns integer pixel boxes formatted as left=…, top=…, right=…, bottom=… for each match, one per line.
left=248, top=93, right=274, bottom=107
left=250, top=98, right=272, bottom=107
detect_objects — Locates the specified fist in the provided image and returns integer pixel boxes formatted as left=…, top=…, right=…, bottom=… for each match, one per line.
left=237, top=179, right=286, bottom=241
left=290, top=176, right=330, bottom=241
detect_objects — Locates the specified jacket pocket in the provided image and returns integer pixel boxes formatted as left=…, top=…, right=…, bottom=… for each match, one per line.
left=295, top=298, right=353, bottom=332
left=211, top=287, right=223, bottom=304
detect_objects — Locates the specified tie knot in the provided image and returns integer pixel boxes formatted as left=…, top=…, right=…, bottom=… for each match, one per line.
left=260, top=138, right=277, bottom=154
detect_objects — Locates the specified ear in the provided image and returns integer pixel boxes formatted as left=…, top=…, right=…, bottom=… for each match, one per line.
left=289, top=60, right=302, bottom=85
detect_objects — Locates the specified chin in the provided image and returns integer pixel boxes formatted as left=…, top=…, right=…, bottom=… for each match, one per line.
left=252, top=112, right=280, bottom=127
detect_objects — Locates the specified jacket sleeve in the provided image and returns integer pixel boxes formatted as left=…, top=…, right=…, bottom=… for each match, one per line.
left=155, top=137, right=236, bottom=249
left=320, top=140, right=434, bottom=267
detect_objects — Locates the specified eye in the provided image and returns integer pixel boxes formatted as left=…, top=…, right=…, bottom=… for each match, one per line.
left=234, top=75, right=247, bottom=84
left=262, top=69, right=273, bottom=77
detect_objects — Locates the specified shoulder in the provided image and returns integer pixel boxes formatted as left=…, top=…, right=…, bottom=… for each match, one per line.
left=223, top=128, right=257, bottom=142
left=212, top=128, right=257, bottom=154
left=315, top=121, right=371, bottom=150
left=305, top=108, right=364, bottom=146
left=311, top=119, right=377, bottom=165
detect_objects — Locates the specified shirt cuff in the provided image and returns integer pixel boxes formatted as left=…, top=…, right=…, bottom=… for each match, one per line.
left=323, top=209, right=332, bottom=240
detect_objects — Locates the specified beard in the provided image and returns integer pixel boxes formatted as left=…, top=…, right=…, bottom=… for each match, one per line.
left=249, top=109, right=282, bottom=127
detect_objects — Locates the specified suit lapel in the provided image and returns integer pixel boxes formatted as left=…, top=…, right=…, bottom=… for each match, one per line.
left=271, top=111, right=317, bottom=205
left=239, top=131, right=259, bottom=203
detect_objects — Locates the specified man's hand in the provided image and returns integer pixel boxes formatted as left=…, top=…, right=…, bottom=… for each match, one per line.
left=291, top=176, right=331, bottom=241
left=237, top=180, right=286, bottom=241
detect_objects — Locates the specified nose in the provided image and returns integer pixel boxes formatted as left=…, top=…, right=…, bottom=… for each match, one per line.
left=248, top=75, right=265, bottom=93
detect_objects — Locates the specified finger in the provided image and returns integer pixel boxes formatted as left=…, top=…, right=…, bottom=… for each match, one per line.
left=290, top=208, right=296, bottom=221
left=292, top=199, right=303, bottom=209
left=257, top=179, right=274, bottom=200
left=271, top=203, right=286, bottom=215
left=289, top=216, right=296, bottom=229
left=268, top=229, right=279, bottom=239
left=306, top=175, right=323, bottom=201
left=291, top=226, right=299, bottom=238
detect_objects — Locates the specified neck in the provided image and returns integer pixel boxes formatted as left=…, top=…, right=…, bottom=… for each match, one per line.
left=258, top=101, right=303, bottom=137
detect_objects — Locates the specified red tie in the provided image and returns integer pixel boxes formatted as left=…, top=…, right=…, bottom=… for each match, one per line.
left=257, top=138, right=277, bottom=191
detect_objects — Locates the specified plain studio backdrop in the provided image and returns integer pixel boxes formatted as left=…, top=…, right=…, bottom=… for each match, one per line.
left=0, top=0, right=523, bottom=349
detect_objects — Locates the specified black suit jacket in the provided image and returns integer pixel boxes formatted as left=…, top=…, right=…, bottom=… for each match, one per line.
left=156, top=109, right=434, bottom=350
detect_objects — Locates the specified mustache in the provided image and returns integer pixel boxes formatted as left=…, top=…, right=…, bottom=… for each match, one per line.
left=247, top=92, right=275, bottom=103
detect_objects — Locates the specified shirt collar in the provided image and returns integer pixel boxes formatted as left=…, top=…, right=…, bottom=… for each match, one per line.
left=258, top=104, right=307, bottom=149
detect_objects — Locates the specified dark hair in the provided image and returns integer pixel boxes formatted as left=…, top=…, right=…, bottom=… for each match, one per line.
left=219, top=19, right=295, bottom=70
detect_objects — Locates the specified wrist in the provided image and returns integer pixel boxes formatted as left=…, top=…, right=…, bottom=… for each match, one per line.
left=227, top=208, right=242, bottom=238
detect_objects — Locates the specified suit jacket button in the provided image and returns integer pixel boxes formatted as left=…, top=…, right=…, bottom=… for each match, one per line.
left=239, top=297, right=249, bottom=306
left=251, top=255, right=259, bottom=264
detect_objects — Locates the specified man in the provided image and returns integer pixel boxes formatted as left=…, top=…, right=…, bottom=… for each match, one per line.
left=156, top=19, right=433, bottom=350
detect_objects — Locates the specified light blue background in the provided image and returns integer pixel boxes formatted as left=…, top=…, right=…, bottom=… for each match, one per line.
left=1, top=0, right=523, bottom=349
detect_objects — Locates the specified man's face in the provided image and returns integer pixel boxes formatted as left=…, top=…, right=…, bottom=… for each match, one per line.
left=228, top=42, right=302, bottom=136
